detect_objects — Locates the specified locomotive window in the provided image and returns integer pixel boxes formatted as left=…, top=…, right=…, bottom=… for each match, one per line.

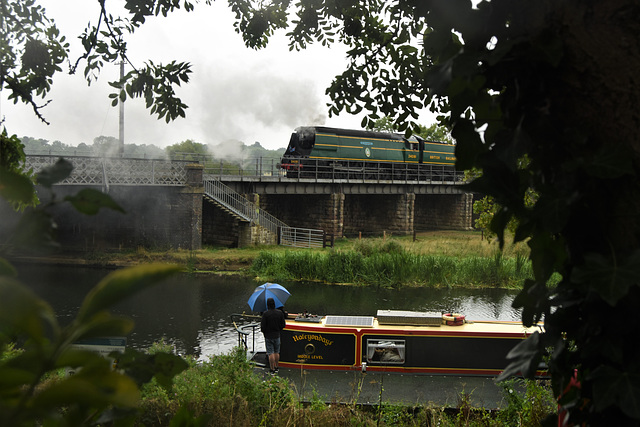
left=404, top=139, right=419, bottom=150
left=366, top=339, right=405, bottom=365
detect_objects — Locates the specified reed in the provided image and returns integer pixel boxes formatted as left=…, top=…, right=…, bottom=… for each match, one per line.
left=251, top=247, right=537, bottom=288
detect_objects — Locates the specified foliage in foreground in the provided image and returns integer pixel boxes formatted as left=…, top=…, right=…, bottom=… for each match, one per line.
left=0, top=264, right=187, bottom=426
left=137, top=344, right=556, bottom=427
left=251, top=241, right=539, bottom=289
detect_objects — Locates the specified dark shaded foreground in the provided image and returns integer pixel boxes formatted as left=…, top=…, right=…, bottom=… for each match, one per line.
left=252, top=353, right=508, bottom=409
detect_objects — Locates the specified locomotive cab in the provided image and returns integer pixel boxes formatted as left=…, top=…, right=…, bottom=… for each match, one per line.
left=284, top=127, right=315, bottom=157
left=279, top=127, right=317, bottom=173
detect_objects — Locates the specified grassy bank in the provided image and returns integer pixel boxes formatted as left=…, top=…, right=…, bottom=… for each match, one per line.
left=36, top=230, right=555, bottom=288
left=26, top=230, right=549, bottom=288
left=137, top=343, right=556, bottom=426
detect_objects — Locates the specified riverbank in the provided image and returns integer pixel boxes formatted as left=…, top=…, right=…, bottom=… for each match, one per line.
left=12, top=230, right=525, bottom=273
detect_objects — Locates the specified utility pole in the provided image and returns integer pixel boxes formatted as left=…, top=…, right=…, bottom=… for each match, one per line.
left=118, top=60, right=125, bottom=156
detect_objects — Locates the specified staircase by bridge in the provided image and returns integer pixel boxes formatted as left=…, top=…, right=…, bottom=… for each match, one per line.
left=204, top=179, right=328, bottom=248
left=204, top=179, right=287, bottom=235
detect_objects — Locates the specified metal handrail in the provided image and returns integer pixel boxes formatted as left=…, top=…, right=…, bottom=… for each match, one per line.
left=204, top=179, right=288, bottom=235
left=280, top=227, right=326, bottom=248
left=230, top=314, right=261, bottom=356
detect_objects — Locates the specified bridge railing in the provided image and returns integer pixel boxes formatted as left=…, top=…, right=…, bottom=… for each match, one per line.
left=202, top=157, right=466, bottom=183
left=23, top=155, right=190, bottom=186
left=24, top=153, right=466, bottom=184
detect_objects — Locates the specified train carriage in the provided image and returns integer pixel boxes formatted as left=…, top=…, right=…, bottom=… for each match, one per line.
left=279, top=126, right=457, bottom=180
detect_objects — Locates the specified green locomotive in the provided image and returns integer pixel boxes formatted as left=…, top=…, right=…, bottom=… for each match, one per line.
left=279, top=126, right=457, bottom=180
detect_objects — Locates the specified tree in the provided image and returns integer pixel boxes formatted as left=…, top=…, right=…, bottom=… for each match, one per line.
left=165, top=139, right=209, bottom=160
left=226, top=0, right=640, bottom=424
left=1, top=0, right=198, bottom=127
left=368, top=118, right=453, bottom=144
left=92, top=135, right=121, bottom=157
left=415, top=123, right=454, bottom=145
left=367, top=117, right=397, bottom=133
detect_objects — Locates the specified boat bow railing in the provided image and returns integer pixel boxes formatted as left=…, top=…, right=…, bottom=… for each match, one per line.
left=230, top=314, right=261, bottom=362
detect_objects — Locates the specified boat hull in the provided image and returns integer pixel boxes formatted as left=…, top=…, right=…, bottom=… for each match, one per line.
left=279, top=317, right=543, bottom=376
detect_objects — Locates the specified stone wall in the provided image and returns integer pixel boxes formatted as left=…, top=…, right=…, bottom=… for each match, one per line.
left=202, top=200, right=241, bottom=247
left=43, top=185, right=200, bottom=251
left=343, top=194, right=415, bottom=237
left=0, top=165, right=204, bottom=253
left=259, top=193, right=344, bottom=239
left=414, top=193, right=473, bottom=230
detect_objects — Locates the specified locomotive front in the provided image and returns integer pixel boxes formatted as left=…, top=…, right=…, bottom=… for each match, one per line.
left=279, top=127, right=316, bottom=173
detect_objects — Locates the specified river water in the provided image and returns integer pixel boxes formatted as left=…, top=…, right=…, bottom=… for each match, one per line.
left=17, top=264, right=522, bottom=360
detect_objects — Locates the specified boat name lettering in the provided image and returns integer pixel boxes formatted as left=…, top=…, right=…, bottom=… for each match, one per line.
left=297, top=354, right=324, bottom=360
left=292, top=334, right=334, bottom=346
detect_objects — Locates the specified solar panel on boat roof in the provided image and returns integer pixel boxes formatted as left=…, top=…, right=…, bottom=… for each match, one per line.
left=325, top=315, right=375, bottom=328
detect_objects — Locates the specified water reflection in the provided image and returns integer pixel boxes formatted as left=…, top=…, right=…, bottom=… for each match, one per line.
left=17, top=264, right=521, bottom=360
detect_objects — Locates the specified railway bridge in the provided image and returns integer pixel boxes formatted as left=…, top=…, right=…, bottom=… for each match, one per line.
left=1, top=155, right=474, bottom=250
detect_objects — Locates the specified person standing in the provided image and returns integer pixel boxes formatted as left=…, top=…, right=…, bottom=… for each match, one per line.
left=261, top=297, right=286, bottom=374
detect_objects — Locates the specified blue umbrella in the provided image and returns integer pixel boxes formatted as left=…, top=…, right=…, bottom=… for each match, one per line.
left=247, top=283, right=290, bottom=312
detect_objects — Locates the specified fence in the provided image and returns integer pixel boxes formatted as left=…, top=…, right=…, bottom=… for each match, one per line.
left=279, top=227, right=330, bottom=249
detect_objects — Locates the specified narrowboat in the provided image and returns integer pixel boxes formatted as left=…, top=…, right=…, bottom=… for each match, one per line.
left=234, top=310, right=545, bottom=377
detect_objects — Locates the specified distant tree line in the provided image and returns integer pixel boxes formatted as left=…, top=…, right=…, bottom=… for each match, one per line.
left=19, top=136, right=285, bottom=162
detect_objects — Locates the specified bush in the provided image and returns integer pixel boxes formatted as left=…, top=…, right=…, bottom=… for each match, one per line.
left=140, top=347, right=296, bottom=426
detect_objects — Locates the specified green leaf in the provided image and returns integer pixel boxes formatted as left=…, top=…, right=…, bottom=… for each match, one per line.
left=168, top=405, right=212, bottom=427
left=0, top=278, right=58, bottom=343
left=77, top=264, right=181, bottom=323
left=0, top=168, right=36, bottom=204
left=55, top=347, right=110, bottom=370
left=573, top=251, right=640, bottom=306
left=576, top=142, right=635, bottom=179
left=8, top=209, right=60, bottom=252
left=72, top=312, right=135, bottom=343
left=36, top=158, right=73, bottom=188
left=497, top=331, right=543, bottom=381
left=0, top=365, right=38, bottom=389
left=591, top=365, right=640, bottom=419
left=118, top=348, right=188, bottom=389
left=33, top=368, right=140, bottom=409
left=451, top=119, right=484, bottom=170
left=64, top=188, right=125, bottom=215
left=0, top=257, right=17, bottom=277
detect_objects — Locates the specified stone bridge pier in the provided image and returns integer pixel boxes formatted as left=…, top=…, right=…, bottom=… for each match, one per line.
left=218, top=190, right=473, bottom=242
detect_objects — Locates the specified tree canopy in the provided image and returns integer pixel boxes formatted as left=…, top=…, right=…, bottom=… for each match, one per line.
left=1, top=0, right=200, bottom=126
left=2, top=0, right=640, bottom=424
left=229, top=1, right=640, bottom=423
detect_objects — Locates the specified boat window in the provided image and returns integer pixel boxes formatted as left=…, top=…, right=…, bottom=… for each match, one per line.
left=366, top=339, right=405, bottom=365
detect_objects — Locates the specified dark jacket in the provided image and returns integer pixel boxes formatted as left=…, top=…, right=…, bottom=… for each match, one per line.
left=261, top=308, right=286, bottom=339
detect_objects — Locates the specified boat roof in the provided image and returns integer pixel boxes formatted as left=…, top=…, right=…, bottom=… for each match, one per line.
left=287, top=315, right=543, bottom=336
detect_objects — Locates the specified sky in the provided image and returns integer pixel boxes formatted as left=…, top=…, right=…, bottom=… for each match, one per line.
left=1, top=1, right=436, bottom=151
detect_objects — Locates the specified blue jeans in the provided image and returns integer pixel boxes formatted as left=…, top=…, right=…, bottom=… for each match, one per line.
left=265, top=336, right=280, bottom=355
